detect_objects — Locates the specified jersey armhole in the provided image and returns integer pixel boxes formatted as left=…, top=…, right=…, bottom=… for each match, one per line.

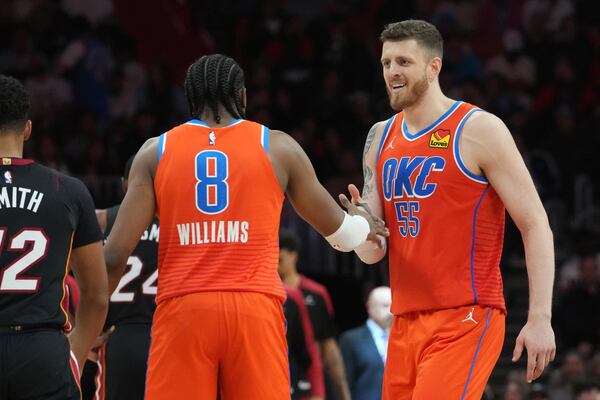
left=453, top=109, right=488, bottom=184
left=376, top=115, right=397, bottom=163
left=157, top=132, right=168, bottom=161
left=261, top=125, right=269, bottom=154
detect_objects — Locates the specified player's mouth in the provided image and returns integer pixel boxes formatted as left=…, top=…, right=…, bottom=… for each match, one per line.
left=390, top=83, right=406, bottom=93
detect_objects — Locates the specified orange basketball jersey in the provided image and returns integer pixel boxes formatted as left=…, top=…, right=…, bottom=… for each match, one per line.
left=154, top=119, right=285, bottom=305
left=376, top=102, right=506, bottom=315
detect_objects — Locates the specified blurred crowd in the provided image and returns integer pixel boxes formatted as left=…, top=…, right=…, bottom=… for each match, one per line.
left=1, top=0, right=598, bottom=398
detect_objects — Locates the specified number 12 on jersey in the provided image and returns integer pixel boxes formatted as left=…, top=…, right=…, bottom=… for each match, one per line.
left=195, top=150, right=229, bottom=214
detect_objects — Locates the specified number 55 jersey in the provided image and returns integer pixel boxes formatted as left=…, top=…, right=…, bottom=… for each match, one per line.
left=376, top=102, right=506, bottom=316
left=0, top=158, right=101, bottom=329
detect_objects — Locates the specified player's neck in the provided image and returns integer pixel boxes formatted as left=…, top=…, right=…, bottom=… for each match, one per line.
left=401, top=86, right=455, bottom=134
left=199, top=110, right=239, bottom=128
left=0, top=137, right=24, bottom=158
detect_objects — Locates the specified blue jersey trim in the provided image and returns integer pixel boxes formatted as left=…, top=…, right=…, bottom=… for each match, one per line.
left=261, top=125, right=269, bottom=154
left=186, top=119, right=244, bottom=127
left=470, top=186, right=489, bottom=303
left=454, top=108, right=487, bottom=184
left=157, top=133, right=167, bottom=161
left=376, top=115, right=397, bottom=161
left=461, top=307, right=492, bottom=400
left=401, top=101, right=462, bottom=141
left=186, top=119, right=209, bottom=127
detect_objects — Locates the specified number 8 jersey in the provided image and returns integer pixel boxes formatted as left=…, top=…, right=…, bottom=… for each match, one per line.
left=0, top=158, right=102, bottom=329
left=376, top=102, right=506, bottom=315
left=153, top=119, right=285, bottom=305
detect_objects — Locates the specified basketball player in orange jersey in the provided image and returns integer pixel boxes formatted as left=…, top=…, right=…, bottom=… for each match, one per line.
left=103, top=54, right=388, bottom=400
left=347, top=20, right=556, bottom=399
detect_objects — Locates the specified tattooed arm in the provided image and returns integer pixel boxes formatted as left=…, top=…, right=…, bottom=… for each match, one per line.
left=347, top=121, right=388, bottom=264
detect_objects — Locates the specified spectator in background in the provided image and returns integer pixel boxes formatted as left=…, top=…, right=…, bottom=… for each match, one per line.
left=573, top=379, right=600, bottom=400
left=529, top=383, right=550, bottom=400
left=504, top=381, right=528, bottom=400
left=284, top=285, right=317, bottom=400
left=340, top=286, right=392, bottom=400
left=548, top=351, right=588, bottom=400
left=555, top=254, right=600, bottom=349
left=486, top=29, right=536, bottom=90
left=279, top=229, right=352, bottom=400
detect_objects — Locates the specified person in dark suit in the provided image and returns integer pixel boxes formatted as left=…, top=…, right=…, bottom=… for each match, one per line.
left=340, top=286, right=392, bottom=400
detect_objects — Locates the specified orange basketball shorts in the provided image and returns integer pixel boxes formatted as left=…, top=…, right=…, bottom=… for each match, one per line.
left=145, top=291, right=290, bottom=400
left=383, top=305, right=505, bottom=400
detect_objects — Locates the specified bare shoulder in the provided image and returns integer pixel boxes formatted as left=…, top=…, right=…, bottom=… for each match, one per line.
left=268, top=129, right=305, bottom=158
left=461, top=111, right=512, bottom=147
left=460, top=110, right=521, bottom=174
left=133, top=137, right=160, bottom=176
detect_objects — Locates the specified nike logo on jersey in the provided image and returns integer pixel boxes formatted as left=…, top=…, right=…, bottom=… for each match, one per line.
left=382, top=156, right=446, bottom=200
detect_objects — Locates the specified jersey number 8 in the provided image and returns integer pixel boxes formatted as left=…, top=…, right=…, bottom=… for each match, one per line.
left=195, top=150, right=229, bottom=214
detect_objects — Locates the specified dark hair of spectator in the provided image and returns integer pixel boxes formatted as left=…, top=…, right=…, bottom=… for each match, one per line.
left=123, top=154, right=135, bottom=180
left=184, top=54, right=246, bottom=124
left=0, top=75, right=30, bottom=133
left=279, top=228, right=301, bottom=253
left=380, top=20, right=443, bottom=60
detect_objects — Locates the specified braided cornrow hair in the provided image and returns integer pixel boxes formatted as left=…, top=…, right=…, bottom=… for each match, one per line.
left=184, top=54, right=246, bottom=123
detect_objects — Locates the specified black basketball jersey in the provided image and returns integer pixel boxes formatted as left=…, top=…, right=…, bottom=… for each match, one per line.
left=104, top=205, right=158, bottom=327
left=0, top=158, right=101, bottom=329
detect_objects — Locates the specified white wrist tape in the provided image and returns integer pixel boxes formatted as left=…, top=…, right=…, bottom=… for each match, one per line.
left=325, top=212, right=370, bottom=252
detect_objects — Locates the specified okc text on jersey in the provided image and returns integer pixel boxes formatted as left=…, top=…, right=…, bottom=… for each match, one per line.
left=381, top=156, right=446, bottom=238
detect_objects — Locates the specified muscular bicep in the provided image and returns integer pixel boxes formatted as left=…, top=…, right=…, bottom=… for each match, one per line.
left=270, top=131, right=344, bottom=236
left=467, top=114, right=548, bottom=230
left=104, top=140, right=158, bottom=270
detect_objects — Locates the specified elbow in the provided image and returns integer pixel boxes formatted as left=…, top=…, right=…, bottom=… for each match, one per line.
left=104, top=247, right=127, bottom=274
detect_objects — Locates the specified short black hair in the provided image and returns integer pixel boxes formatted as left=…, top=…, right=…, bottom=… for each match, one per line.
left=279, top=228, right=301, bottom=253
left=380, top=20, right=444, bottom=59
left=123, top=154, right=135, bottom=180
left=184, top=54, right=245, bottom=124
left=0, top=75, right=30, bottom=133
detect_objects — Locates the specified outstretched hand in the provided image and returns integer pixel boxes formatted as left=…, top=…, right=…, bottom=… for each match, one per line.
left=339, top=184, right=388, bottom=247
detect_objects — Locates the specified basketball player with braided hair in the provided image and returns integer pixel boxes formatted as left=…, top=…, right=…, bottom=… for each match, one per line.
left=104, top=54, right=388, bottom=399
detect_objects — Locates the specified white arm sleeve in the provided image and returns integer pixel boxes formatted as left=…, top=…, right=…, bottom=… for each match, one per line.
left=325, top=212, right=370, bottom=252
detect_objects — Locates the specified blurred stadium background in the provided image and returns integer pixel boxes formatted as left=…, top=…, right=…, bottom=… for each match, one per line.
left=1, top=0, right=598, bottom=398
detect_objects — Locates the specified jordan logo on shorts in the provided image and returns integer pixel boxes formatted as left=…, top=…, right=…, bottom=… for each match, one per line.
left=462, top=307, right=478, bottom=324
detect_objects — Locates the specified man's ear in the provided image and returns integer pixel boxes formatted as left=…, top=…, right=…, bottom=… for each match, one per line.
left=23, top=120, right=32, bottom=141
left=428, top=57, right=442, bottom=82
